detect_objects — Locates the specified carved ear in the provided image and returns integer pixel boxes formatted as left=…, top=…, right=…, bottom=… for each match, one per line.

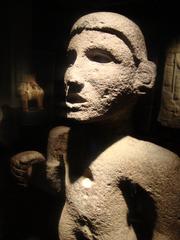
left=133, top=61, right=156, bottom=95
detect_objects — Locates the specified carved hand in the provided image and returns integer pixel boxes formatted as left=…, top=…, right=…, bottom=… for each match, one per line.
left=10, top=151, right=45, bottom=187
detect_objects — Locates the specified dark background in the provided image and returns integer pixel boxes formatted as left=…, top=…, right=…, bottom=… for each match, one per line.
left=0, top=0, right=179, bottom=239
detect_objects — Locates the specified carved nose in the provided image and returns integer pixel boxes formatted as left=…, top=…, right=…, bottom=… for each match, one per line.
left=66, top=80, right=84, bottom=93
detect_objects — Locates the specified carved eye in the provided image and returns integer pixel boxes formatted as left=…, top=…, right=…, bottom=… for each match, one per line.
left=86, top=49, right=114, bottom=63
left=66, top=49, right=77, bottom=66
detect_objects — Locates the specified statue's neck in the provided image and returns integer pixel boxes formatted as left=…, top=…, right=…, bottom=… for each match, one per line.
left=67, top=108, right=135, bottom=178
left=94, top=113, right=134, bottom=136
left=69, top=112, right=134, bottom=150
left=68, top=96, right=137, bottom=149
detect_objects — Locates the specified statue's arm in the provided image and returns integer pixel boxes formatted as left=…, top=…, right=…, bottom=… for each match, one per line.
left=45, top=126, right=70, bottom=194
left=10, top=126, right=70, bottom=196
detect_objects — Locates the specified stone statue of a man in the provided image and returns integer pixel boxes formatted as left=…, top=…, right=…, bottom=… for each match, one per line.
left=11, top=12, right=180, bottom=240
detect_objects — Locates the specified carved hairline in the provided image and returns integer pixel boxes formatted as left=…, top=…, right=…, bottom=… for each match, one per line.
left=70, top=27, right=141, bottom=67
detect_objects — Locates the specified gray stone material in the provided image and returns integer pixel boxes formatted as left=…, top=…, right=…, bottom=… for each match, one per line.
left=158, top=37, right=180, bottom=128
left=11, top=12, right=180, bottom=240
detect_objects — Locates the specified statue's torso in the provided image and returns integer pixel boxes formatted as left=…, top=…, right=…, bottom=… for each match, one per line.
left=59, top=136, right=180, bottom=240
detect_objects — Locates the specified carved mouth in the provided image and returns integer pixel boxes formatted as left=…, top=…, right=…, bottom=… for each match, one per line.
left=65, top=102, right=88, bottom=112
left=66, top=93, right=87, bottom=104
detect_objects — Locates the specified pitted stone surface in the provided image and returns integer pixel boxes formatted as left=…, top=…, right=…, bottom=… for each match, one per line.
left=58, top=135, right=180, bottom=240
left=10, top=11, right=180, bottom=240
left=58, top=12, right=179, bottom=240
left=65, top=12, right=156, bottom=123
left=71, top=12, right=147, bottom=61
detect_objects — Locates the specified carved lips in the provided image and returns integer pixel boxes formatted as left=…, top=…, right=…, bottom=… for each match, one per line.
left=65, top=93, right=88, bottom=111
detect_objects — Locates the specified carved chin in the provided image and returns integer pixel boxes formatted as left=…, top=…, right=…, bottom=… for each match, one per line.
left=67, top=111, right=98, bottom=122
left=65, top=99, right=117, bottom=122
left=66, top=107, right=105, bottom=122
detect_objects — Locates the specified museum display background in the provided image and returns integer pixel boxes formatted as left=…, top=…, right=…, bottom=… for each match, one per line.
left=0, top=0, right=179, bottom=240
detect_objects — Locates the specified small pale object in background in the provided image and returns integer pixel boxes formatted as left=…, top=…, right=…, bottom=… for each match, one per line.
left=17, top=74, right=44, bottom=112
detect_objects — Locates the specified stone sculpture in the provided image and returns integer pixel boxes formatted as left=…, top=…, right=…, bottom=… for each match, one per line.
left=11, top=12, right=180, bottom=240
left=17, top=74, right=44, bottom=112
left=158, top=37, right=180, bottom=128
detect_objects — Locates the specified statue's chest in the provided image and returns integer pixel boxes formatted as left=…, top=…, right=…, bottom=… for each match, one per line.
left=65, top=153, right=123, bottom=218
left=61, top=150, right=136, bottom=239
left=63, top=138, right=154, bottom=221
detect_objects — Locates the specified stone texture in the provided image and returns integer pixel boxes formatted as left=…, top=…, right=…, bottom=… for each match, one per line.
left=158, top=37, right=180, bottom=128
left=65, top=12, right=156, bottom=123
left=58, top=134, right=180, bottom=240
left=71, top=12, right=147, bottom=61
left=58, top=12, right=180, bottom=240
left=11, top=12, right=180, bottom=240
left=11, top=150, right=45, bottom=186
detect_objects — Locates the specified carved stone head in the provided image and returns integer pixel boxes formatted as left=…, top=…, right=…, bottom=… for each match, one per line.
left=64, top=12, right=156, bottom=122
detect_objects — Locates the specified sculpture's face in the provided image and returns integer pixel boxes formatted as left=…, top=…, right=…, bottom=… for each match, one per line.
left=64, top=30, right=136, bottom=122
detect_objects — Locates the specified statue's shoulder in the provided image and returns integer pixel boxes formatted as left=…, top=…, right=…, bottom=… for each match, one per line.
left=111, top=135, right=179, bottom=162
left=100, top=136, right=179, bottom=179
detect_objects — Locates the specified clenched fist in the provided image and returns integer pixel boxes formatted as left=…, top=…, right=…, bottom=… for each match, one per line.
left=10, top=151, right=45, bottom=187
